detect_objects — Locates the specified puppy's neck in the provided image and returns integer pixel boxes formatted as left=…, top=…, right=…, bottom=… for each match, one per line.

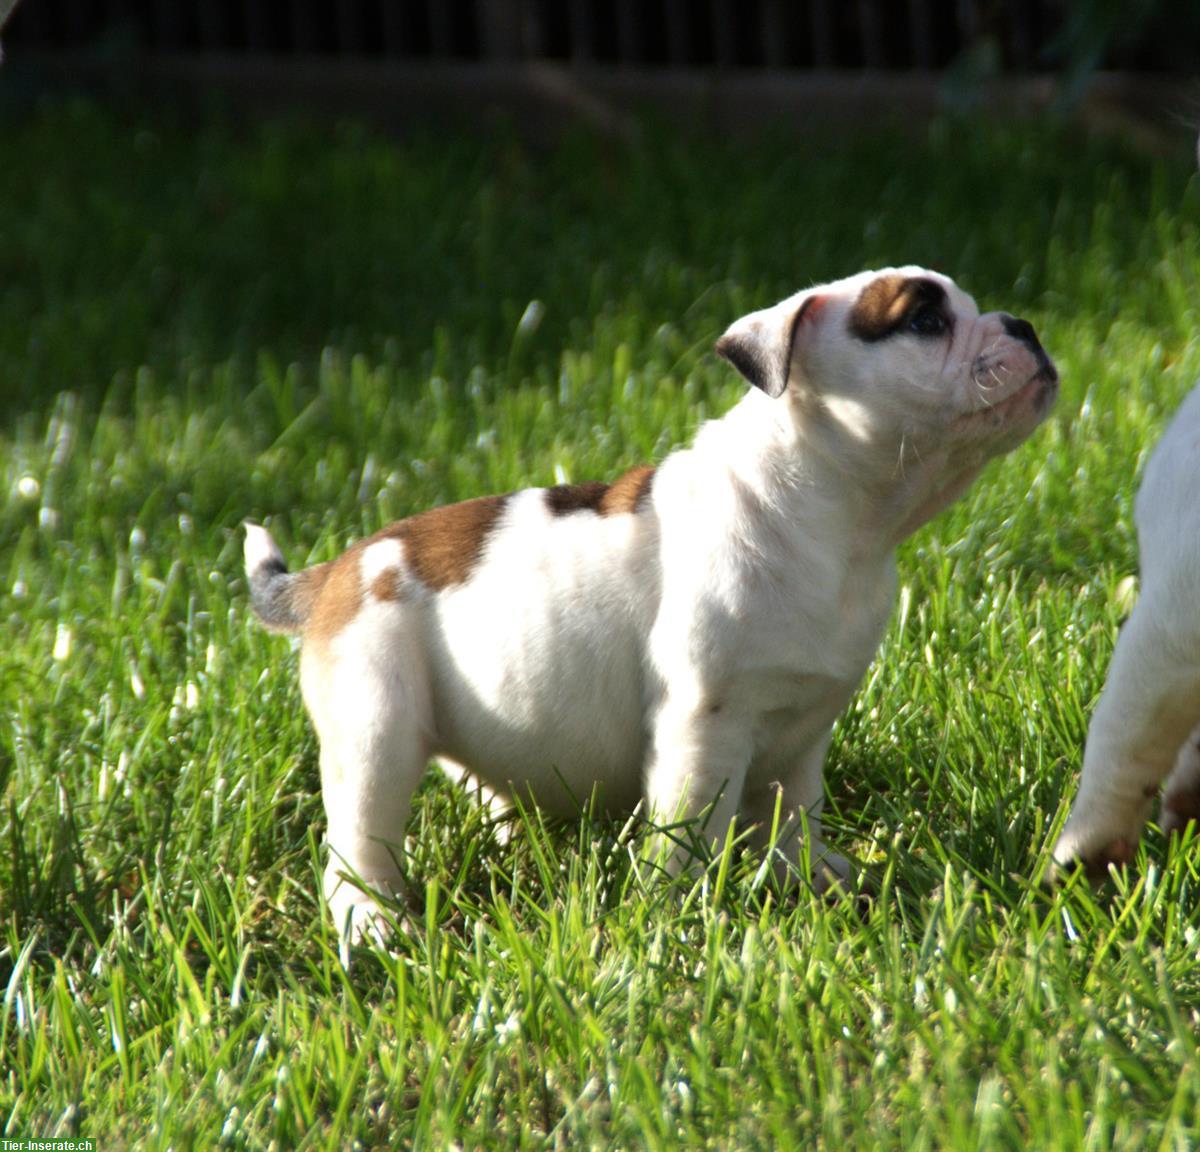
left=714, top=390, right=981, bottom=557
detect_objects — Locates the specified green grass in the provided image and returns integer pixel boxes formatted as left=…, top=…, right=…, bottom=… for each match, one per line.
left=2, top=99, right=1200, bottom=1149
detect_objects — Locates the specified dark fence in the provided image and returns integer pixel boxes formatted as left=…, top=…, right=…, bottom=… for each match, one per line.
left=6, top=1, right=1199, bottom=74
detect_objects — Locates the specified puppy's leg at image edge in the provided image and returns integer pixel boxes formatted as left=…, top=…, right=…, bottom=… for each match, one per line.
left=1160, top=723, right=1200, bottom=837
left=305, top=635, right=431, bottom=947
left=643, top=699, right=753, bottom=874
left=743, top=732, right=851, bottom=892
left=1055, top=605, right=1200, bottom=870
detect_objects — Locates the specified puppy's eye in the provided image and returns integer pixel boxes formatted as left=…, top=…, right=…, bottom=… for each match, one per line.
left=908, top=306, right=947, bottom=337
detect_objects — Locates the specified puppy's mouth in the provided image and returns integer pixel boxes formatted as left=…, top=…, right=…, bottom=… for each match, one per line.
left=1019, top=364, right=1059, bottom=414
left=958, top=365, right=1058, bottom=430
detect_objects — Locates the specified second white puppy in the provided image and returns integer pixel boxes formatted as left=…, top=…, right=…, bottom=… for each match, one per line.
left=1054, top=383, right=1200, bottom=874
left=1053, top=139, right=1200, bottom=877
left=245, top=266, right=1057, bottom=943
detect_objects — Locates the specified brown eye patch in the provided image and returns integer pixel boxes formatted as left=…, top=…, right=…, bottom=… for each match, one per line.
left=848, top=276, right=950, bottom=342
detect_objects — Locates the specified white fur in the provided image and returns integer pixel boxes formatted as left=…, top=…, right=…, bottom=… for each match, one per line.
left=360, top=538, right=404, bottom=586
left=258, top=266, right=1056, bottom=944
left=1054, top=383, right=1200, bottom=869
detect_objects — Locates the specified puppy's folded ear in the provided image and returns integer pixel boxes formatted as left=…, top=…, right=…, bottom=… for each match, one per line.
left=715, top=293, right=824, bottom=398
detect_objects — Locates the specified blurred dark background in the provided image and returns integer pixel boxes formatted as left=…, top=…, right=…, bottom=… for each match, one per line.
left=4, top=0, right=1198, bottom=73
left=4, top=2, right=1198, bottom=144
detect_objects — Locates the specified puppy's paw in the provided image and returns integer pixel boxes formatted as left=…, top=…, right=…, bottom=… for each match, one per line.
left=1051, top=819, right=1140, bottom=884
left=1050, top=771, right=1162, bottom=885
left=325, top=871, right=407, bottom=965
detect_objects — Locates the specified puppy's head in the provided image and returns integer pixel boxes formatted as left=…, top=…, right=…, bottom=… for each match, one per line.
left=716, top=267, right=1057, bottom=462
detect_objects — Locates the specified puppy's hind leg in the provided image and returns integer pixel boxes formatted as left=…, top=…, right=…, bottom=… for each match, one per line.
left=301, top=606, right=432, bottom=953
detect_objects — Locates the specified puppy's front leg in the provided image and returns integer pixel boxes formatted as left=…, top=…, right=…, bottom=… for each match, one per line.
left=1054, top=602, right=1200, bottom=873
left=743, top=730, right=850, bottom=893
left=643, top=696, right=754, bottom=874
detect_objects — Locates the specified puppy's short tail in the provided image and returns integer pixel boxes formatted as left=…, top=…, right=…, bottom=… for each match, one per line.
left=243, top=522, right=328, bottom=634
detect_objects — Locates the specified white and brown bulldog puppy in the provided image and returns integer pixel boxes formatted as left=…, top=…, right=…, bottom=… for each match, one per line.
left=1054, top=382, right=1200, bottom=876
left=244, top=266, right=1057, bottom=945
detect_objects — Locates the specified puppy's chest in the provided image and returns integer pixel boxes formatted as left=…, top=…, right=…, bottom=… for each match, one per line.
left=732, top=566, right=896, bottom=763
left=732, top=552, right=897, bottom=683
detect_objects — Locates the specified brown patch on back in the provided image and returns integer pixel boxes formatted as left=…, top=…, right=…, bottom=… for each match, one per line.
left=305, top=554, right=366, bottom=651
left=601, top=465, right=656, bottom=515
left=546, top=465, right=656, bottom=519
left=547, top=481, right=608, bottom=516
left=385, top=493, right=510, bottom=591
left=848, top=275, right=946, bottom=342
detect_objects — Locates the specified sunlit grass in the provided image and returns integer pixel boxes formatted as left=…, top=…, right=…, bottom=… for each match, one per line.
left=1, top=101, right=1199, bottom=1147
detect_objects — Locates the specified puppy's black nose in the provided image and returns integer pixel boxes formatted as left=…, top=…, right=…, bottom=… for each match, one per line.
left=1001, top=314, right=1057, bottom=383
left=1001, top=315, right=1039, bottom=346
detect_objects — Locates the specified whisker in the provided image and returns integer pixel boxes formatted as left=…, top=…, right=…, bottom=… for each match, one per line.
left=973, top=360, right=1013, bottom=404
